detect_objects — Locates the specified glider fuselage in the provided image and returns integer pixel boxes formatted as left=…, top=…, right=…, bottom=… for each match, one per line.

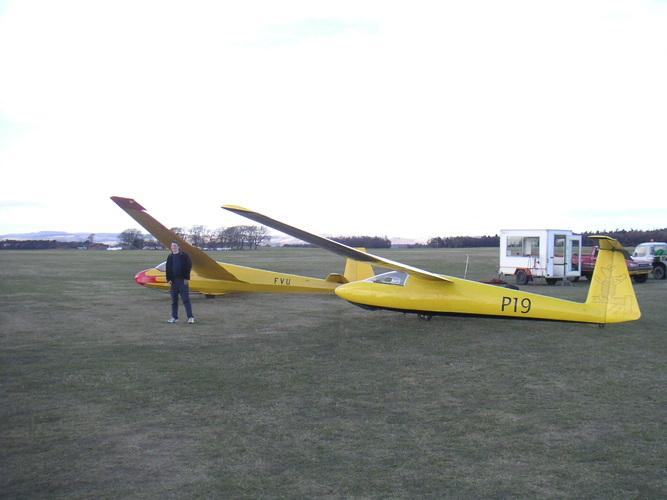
left=334, top=270, right=635, bottom=324
left=135, top=261, right=344, bottom=295
left=222, top=205, right=641, bottom=325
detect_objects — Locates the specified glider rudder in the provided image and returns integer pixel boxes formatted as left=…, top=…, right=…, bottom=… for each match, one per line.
left=585, top=236, right=641, bottom=323
left=344, top=250, right=375, bottom=282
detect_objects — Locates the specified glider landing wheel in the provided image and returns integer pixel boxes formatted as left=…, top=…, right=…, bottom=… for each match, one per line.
left=417, top=313, right=432, bottom=322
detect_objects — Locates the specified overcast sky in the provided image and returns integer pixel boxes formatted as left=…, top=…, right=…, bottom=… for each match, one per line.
left=1, top=0, right=666, bottom=241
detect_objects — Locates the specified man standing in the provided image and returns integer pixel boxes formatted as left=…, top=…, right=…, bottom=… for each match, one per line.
left=166, top=241, right=194, bottom=324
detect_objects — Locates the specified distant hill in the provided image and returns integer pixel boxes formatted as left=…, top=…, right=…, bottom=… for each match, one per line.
left=0, top=231, right=120, bottom=245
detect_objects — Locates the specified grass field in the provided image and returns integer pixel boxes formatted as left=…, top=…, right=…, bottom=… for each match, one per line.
left=1, top=248, right=665, bottom=498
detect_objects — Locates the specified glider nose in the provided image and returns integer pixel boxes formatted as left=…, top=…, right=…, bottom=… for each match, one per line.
left=134, top=268, right=168, bottom=289
left=335, top=282, right=375, bottom=308
left=135, top=269, right=157, bottom=286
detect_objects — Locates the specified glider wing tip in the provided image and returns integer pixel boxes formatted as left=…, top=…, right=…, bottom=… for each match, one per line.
left=222, top=204, right=252, bottom=213
left=111, top=196, right=146, bottom=211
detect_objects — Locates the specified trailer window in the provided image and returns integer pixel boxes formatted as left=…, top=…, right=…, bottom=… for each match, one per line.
left=506, top=237, right=540, bottom=257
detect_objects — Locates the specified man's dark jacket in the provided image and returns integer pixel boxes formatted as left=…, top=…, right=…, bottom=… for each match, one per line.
left=166, top=251, right=192, bottom=282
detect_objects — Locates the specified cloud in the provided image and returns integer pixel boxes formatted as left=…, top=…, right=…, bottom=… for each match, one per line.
left=0, top=200, right=44, bottom=209
left=239, top=18, right=380, bottom=48
left=0, top=1, right=666, bottom=237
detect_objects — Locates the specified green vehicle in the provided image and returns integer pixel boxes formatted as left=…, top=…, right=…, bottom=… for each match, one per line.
left=632, top=242, right=667, bottom=280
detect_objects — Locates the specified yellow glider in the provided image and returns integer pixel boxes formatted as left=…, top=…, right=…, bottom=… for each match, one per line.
left=111, top=197, right=373, bottom=296
left=223, top=205, right=641, bottom=325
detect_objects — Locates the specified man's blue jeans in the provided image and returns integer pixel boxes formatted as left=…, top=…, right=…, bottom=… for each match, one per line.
left=170, top=279, right=193, bottom=319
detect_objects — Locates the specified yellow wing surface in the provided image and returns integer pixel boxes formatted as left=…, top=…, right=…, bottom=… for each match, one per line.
left=111, top=197, right=372, bottom=296
left=222, top=205, right=451, bottom=283
left=112, top=197, right=243, bottom=282
left=222, top=206, right=641, bottom=324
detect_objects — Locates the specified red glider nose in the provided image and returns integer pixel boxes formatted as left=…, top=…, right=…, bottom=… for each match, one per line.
left=135, top=269, right=155, bottom=286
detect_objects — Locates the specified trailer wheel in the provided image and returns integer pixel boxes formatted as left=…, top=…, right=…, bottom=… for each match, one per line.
left=515, top=270, right=529, bottom=286
left=653, top=265, right=666, bottom=280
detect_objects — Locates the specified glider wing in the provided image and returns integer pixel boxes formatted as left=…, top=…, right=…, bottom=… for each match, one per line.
left=112, top=197, right=244, bottom=282
left=222, top=205, right=452, bottom=283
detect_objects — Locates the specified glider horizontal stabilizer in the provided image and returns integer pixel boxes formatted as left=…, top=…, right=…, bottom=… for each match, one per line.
left=112, top=196, right=244, bottom=282
left=222, top=205, right=451, bottom=283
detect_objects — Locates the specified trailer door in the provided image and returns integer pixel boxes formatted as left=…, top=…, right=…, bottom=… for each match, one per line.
left=565, top=235, right=582, bottom=277
left=551, top=233, right=566, bottom=277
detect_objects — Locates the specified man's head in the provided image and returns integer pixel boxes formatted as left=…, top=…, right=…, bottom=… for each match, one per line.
left=170, top=242, right=180, bottom=254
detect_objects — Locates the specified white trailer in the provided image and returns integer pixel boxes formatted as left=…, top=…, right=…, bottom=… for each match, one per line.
left=499, top=229, right=582, bottom=285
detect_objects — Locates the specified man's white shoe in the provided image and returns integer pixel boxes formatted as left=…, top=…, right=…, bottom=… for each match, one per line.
left=167, top=317, right=178, bottom=323
left=188, top=317, right=195, bottom=324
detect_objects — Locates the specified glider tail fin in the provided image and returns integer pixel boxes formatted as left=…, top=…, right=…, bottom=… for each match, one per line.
left=325, top=251, right=376, bottom=284
left=585, top=236, right=641, bottom=323
left=344, top=248, right=376, bottom=282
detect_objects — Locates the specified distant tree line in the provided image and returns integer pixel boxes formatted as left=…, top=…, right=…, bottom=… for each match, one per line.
left=116, top=224, right=271, bottom=250
left=422, top=228, right=667, bottom=249
left=581, top=228, right=667, bottom=247
left=426, top=235, right=500, bottom=248
left=1, top=233, right=104, bottom=250
left=5, top=227, right=667, bottom=250
left=0, top=239, right=85, bottom=250
left=284, top=236, right=392, bottom=249
left=334, top=236, right=392, bottom=248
